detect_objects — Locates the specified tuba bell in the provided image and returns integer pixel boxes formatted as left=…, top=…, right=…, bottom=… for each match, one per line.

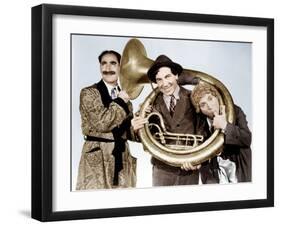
left=120, top=38, right=235, bottom=167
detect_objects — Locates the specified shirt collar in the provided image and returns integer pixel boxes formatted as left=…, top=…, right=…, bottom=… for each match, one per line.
left=162, top=85, right=180, bottom=110
left=103, top=80, right=119, bottom=95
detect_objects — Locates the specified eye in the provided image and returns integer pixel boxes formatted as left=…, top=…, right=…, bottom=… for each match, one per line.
left=200, top=103, right=206, bottom=108
left=207, top=96, right=213, bottom=101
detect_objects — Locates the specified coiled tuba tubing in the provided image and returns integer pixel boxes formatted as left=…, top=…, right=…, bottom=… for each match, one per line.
left=120, top=38, right=235, bottom=167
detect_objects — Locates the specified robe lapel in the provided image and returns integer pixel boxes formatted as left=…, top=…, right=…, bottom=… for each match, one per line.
left=96, top=80, right=112, bottom=108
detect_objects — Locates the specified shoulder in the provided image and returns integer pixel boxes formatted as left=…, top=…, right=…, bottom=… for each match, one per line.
left=80, top=84, right=100, bottom=97
left=82, top=83, right=97, bottom=90
left=234, top=104, right=245, bottom=116
left=233, top=104, right=249, bottom=124
left=179, top=86, right=191, bottom=96
left=179, top=86, right=192, bottom=103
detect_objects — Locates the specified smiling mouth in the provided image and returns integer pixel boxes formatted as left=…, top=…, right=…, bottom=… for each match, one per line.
left=162, top=86, right=172, bottom=91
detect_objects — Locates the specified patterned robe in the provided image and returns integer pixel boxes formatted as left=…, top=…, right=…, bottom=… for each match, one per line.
left=76, top=80, right=137, bottom=190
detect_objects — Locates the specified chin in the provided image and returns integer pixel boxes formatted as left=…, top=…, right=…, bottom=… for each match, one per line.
left=105, top=78, right=118, bottom=84
left=162, top=89, right=173, bottom=96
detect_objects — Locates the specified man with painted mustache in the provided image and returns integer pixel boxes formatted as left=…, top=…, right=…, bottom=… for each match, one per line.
left=76, top=50, right=137, bottom=190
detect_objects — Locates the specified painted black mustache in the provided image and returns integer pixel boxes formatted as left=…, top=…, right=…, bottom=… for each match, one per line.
left=102, top=71, right=116, bottom=75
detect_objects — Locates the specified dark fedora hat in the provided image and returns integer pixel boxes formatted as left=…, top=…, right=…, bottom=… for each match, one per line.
left=147, top=55, right=183, bottom=83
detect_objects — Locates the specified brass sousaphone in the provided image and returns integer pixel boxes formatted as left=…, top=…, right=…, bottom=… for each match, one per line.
left=120, top=38, right=235, bottom=167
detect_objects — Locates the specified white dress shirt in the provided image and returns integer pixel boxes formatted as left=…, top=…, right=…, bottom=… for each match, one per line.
left=103, top=80, right=120, bottom=98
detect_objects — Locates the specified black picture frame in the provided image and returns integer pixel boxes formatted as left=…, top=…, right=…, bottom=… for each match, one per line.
left=32, top=3, right=274, bottom=222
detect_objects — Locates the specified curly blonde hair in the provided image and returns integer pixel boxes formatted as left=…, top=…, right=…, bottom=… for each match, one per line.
left=191, top=82, right=220, bottom=113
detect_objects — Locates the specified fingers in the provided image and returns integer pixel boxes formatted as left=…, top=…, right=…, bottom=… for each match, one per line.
left=120, top=90, right=129, bottom=97
left=220, top=105, right=226, bottom=116
left=131, top=116, right=148, bottom=131
left=181, top=162, right=201, bottom=171
left=118, top=91, right=130, bottom=102
left=181, top=162, right=194, bottom=171
left=144, top=105, right=153, bottom=114
left=132, top=117, right=148, bottom=125
left=213, top=109, right=227, bottom=130
left=214, top=105, right=226, bottom=117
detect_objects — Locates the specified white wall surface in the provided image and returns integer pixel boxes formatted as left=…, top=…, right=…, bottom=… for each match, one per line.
left=0, top=0, right=279, bottom=225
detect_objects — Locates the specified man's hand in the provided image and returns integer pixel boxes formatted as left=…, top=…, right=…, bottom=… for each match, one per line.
left=144, top=105, right=153, bottom=115
left=131, top=116, right=148, bottom=132
left=118, top=90, right=130, bottom=103
left=212, top=105, right=227, bottom=130
left=181, top=161, right=201, bottom=171
left=177, top=71, right=200, bottom=85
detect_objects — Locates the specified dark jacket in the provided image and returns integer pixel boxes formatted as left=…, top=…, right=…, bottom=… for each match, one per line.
left=221, top=105, right=252, bottom=182
left=199, top=105, right=252, bottom=182
left=150, top=86, right=205, bottom=185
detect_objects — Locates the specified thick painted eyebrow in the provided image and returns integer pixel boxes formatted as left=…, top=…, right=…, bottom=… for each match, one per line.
left=101, top=60, right=118, bottom=65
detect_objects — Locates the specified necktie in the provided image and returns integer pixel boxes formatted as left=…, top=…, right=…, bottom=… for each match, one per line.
left=111, top=87, right=117, bottom=99
left=169, top=95, right=176, bottom=117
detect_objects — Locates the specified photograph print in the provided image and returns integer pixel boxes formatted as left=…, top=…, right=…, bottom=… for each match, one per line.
left=71, top=35, right=252, bottom=191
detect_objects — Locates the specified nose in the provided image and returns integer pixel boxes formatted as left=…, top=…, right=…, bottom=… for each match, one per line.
left=206, top=103, right=212, bottom=110
left=105, top=64, right=111, bottom=71
left=162, top=79, right=169, bottom=87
